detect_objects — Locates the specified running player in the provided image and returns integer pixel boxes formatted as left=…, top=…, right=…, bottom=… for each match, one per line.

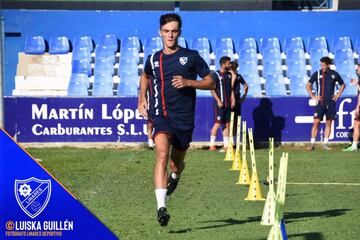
left=306, top=56, right=346, bottom=150
left=137, top=13, right=214, bottom=226
left=343, top=64, right=360, bottom=151
left=209, top=56, right=234, bottom=150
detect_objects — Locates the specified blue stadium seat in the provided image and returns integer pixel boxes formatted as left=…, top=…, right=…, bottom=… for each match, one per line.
left=262, top=49, right=282, bottom=63
left=92, top=81, right=113, bottom=96
left=49, top=36, right=69, bottom=54
left=238, top=38, right=257, bottom=52
left=119, top=71, right=139, bottom=85
left=215, top=38, right=234, bottom=52
left=307, top=36, right=328, bottom=52
left=198, top=49, right=211, bottom=66
left=259, top=37, right=280, bottom=53
left=144, top=37, right=163, bottom=52
left=94, top=58, right=114, bottom=75
left=263, top=60, right=282, bottom=76
left=72, top=59, right=92, bottom=76
left=99, top=34, right=118, bottom=53
left=341, top=78, right=358, bottom=96
left=67, top=73, right=89, bottom=96
left=178, top=37, right=187, bottom=48
left=94, top=72, right=113, bottom=84
left=73, top=36, right=93, bottom=52
left=118, top=59, right=138, bottom=75
left=287, top=60, right=307, bottom=76
left=242, top=74, right=262, bottom=97
left=95, top=44, right=115, bottom=63
left=310, top=48, right=329, bottom=71
left=289, top=74, right=308, bottom=96
left=191, top=37, right=210, bottom=52
left=24, top=36, right=45, bottom=54
left=72, top=47, right=92, bottom=62
left=331, top=36, right=352, bottom=53
left=121, top=36, right=141, bottom=52
left=284, top=37, right=304, bottom=52
left=238, top=49, right=257, bottom=63
left=239, top=60, right=258, bottom=75
left=265, top=74, right=287, bottom=96
left=117, top=81, right=138, bottom=97
left=336, top=60, right=356, bottom=78
left=334, top=48, right=354, bottom=65
left=355, top=37, right=360, bottom=54
left=120, top=47, right=139, bottom=63
left=286, top=49, right=305, bottom=63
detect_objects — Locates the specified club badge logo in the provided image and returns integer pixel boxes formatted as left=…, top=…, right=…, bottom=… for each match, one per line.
left=14, top=177, right=51, bottom=219
left=179, top=57, right=188, bottom=65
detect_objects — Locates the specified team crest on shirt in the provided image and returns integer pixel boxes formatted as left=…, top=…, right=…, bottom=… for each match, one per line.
left=332, top=74, right=335, bottom=79
left=179, top=57, right=188, bottom=65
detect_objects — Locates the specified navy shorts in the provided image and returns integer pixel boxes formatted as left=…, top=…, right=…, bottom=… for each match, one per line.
left=314, top=101, right=336, bottom=120
left=214, top=106, right=231, bottom=124
left=151, top=116, right=193, bottom=151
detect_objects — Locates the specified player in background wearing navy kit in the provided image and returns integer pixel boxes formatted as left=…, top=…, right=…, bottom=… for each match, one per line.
left=343, top=64, right=360, bottom=151
left=231, top=61, right=248, bottom=138
left=306, top=56, right=346, bottom=150
left=209, top=56, right=235, bottom=151
left=137, top=13, right=214, bottom=226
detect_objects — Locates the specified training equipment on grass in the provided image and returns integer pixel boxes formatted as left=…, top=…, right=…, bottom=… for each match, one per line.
left=245, top=128, right=265, bottom=201
left=230, top=116, right=242, bottom=171
left=236, top=121, right=250, bottom=185
left=266, top=152, right=289, bottom=240
left=224, top=112, right=235, bottom=161
left=261, top=138, right=275, bottom=225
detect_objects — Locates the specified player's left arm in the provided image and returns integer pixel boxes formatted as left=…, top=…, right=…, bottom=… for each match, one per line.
left=332, top=72, right=346, bottom=102
left=172, top=74, right=215, bottom=90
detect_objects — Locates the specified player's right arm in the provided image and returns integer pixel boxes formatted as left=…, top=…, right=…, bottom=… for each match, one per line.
left=307, top=72, right=320, bottom=101
left=138, top=72, right=150, bottom=119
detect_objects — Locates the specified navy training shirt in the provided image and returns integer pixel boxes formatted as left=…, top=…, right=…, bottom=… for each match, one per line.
left=234, top=73, right=247, bottom=99
left=212, top=70, right=232, bottom=108
left=309, top=69, right=344, bottom=104
left=144, top=46, right=210, bottom=130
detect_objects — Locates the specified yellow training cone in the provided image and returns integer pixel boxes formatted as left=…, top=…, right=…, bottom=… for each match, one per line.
left=224, top=112, right=235, bottom=161
left=245, top=128, right=265, bottom=201
left=230, top=116, right=242, bottom=170
left=236, top=121, right=250, bottom=184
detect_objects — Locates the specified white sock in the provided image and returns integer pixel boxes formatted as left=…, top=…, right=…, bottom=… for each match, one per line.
left=210, top=136, right=216, bottom=146
left=223, top=137, right=229, bottom=148
left=310, top=138, right=316, bottom=144
left=323, top=138, right=329, bottom=144
left=352, top=141, right=358, bottom=149
left=155, top=189, right=167, bottom=210
left=171, top=172, right=179, bottom=179
left=148, top=139, right=154, bottom=147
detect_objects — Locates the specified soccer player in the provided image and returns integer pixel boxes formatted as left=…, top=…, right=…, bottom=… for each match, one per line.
left=343, top=64, right=360, bottom=151
left=231, top=61, right=248, bottom=136
left=137, top=13, right=214, bottom=226
left=209, top=56, right=234, bottom=151
left=306, top=56, right=346, bottom=150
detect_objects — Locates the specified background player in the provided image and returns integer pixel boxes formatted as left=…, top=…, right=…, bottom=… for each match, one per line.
left=138, top=13, right=214, bottom=226
left=306, top=56, right=346, bottom=150
left=230, top=61, right=248, bottom=137
left=209, top=56, right=235, bottom=151
left=343, top=64, right=360, bottom=151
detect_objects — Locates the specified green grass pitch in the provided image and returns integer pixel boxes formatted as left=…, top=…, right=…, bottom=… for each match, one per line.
left=27, top=145, right=360, bottom=240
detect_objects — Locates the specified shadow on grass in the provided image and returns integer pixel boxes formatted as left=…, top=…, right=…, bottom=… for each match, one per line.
left=287, top=232, right=325, bottom=240
left=169, top=208, right=350, bottom=234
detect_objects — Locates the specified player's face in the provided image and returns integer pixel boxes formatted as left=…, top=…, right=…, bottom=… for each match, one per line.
left=320, top=62, right=330, bottom=72
left=160, top=21, right=180, bottom=49
left=223, top=60, right=231, bottom=71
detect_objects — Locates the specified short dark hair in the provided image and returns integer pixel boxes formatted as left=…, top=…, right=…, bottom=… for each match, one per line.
left=231, top=61, right=239, bottom=71
left=219, top=56, right=231, bottom=66
left=320, top=56, right=331, bottom=65
left=160, top=13, right=182, bottom=29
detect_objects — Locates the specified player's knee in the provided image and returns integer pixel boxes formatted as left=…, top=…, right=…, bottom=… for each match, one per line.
left=157, top=150, right=169, bottom=163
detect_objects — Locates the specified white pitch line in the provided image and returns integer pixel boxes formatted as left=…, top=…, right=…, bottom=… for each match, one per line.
left=287, top=182, right=360, bottom=186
